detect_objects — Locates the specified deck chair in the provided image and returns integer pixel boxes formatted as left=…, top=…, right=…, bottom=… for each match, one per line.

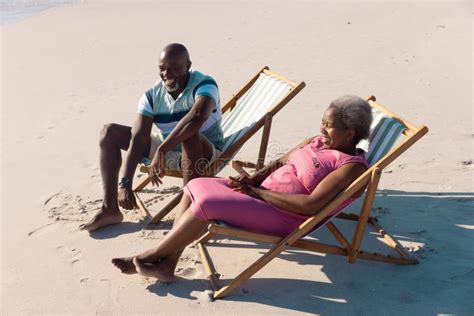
left=132, top=67, right=306, bottom=223
left=195, top=95, right=429, bottom=299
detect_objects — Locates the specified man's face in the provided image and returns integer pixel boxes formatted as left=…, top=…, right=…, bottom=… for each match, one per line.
left=158, top=54, right=191, bottom=93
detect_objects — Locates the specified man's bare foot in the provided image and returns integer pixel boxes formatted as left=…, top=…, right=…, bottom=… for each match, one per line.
left=133, top=257, right=176, bottom=283
left=112, top=257, right=137, bottom=274
left=79, top=207, right=123, bottom=231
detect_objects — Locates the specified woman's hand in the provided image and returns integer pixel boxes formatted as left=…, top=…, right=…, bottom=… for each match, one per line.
left=230, top=180, right=262, bottom=199
left=228, top=174, right=260, bottom=188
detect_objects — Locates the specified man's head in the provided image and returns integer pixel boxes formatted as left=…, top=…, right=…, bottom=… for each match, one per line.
left=159, top=43, right=192, bottom=93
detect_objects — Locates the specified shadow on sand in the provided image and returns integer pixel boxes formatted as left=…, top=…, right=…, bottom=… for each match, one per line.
left=88, top=220, right=148, bottom=239
left=142, top=190, right=473, bottom=314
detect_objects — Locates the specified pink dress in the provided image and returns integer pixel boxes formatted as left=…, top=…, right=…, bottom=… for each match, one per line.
left=184, top=136, right=368, bottom=236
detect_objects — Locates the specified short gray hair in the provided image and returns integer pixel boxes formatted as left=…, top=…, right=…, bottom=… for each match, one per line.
left=328, top=95, right=372, bottom=144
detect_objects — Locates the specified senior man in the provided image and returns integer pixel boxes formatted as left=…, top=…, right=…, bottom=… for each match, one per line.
left=80, top=43, right=223, bottom=231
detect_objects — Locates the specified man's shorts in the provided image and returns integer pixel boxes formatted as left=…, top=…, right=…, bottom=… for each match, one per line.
left=144, top=132, right=221, bottom=172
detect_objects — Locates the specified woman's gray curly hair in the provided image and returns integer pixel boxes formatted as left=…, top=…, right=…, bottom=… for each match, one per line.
left=328, top=95, right=373, bottom=144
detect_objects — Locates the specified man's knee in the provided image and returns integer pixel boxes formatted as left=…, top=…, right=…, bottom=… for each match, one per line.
left=182, top=133, right=212, bottom=155
left=181, top=133, right=201, bottom=148
left=99, top=123, right=119, bottom=147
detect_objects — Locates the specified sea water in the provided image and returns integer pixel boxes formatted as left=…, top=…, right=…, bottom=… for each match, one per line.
left=0, top=0, right=82, bottom=26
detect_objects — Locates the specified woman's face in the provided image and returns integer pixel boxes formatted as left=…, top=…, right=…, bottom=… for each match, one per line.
left=320, top=107, right=355, bottom=150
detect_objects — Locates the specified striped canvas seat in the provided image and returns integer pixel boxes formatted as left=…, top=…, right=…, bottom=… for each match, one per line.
left=357, top=107, right=406, bottom=166
left=221, top=73, right=293, bottom=152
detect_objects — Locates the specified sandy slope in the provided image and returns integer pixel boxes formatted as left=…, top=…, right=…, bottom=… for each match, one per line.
left=1, top=1, right=473, bottom=314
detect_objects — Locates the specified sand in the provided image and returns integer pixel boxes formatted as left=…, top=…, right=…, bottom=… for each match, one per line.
left=1, top=1, right=473, bottom=314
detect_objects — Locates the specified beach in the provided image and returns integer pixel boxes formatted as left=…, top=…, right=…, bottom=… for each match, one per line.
left=1, top=1, right=473, bottom=314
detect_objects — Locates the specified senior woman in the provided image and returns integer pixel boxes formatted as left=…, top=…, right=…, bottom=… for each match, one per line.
left=112, top=95, right=373, bottom=282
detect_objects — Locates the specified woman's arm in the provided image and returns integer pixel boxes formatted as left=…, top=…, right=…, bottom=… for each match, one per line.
left=236, top=162, right=367, bottom=216
left=231, top=136, right=316, bottom=187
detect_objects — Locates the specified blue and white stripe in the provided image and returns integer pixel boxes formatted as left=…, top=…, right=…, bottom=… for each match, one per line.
left=221, top=73, right=292, bottom=152
left=137, top=70, right=224, bottom=150
left=357, top=107, right=406, bottom=165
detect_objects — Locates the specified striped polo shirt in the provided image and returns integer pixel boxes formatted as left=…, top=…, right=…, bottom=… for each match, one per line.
left=137, top=69, right=224, bottom=151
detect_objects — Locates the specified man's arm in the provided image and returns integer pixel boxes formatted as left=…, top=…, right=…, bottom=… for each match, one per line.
left=122, top=114, right=154, bottom=183
left=230, top=136, right=316, bottom=187
left=156, top=95, right=215, bottom=154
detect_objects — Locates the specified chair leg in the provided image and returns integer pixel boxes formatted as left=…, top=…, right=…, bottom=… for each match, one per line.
left=256, top=115, right=272, bottom=170
left=134, top=192, right=151, bottom=218
left=213, top=238, right=290, bottom=299
left=131, top=175, right=153, bottom=219
left=197, top=243, right=221, bottom=292
left=329, top=214, right=419, bottom=265
left=133, top=175, right=152, bottom=192
left=368, top=218, right=418, bottom=263
left=147, top=190, right=183, bottom=224
left=348, top=168, right=382, bottom=263
left=202, top=214, right=419, bottom=300
left=326, top=222, right=351, bottom=250
left=195, top=228, right=215, bottom=245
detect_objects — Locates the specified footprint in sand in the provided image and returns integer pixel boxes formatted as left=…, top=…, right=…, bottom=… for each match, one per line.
left=191, top=290, right=215, bottom=303
left=461, top=159, right=472, bottom=166
left=139, top=277, right=157, bottom=287
left=143, top=195, right=165, bottom=206
left=175, top=267, right=199, bottom=278
left=42, top=192, right=103, bottom=227
left=137, top=230, right=167, bottom=240
left=42, top=187, right=181, bottom=230
left=56, top=245, right=82, bottom=264
left=374, top=206, right=390, bottom=216
left=56, top=246, right=91, bottom=283
left=27, top=222, right=56, bottom=237
left=178, top=254, right=200, bottom=265
left=139, top=186, right=181, bottom=208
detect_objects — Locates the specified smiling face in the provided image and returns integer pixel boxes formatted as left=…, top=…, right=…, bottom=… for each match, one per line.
left=158, top=51, right=191, bottom=93
left=320, top=107, right=356, bottom=151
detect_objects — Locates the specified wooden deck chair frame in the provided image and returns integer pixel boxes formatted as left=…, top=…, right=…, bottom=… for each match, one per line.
left=195, top=96, right=429, bottom=299
left=132, top=66, right=306, bottom=224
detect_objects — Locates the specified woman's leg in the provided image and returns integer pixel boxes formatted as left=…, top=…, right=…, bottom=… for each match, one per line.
left=111, top=193, right=194, bottom=275
left=112, top=194, right=207, bottom=281
left=131, top=209, right=207, bottom=281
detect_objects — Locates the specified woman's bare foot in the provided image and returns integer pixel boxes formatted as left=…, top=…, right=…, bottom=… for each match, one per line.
left=79, top=207, right=123, bottom=231
left=111, top=257, right=137, bottom=274
left=133, top=257, right=176, bottom=283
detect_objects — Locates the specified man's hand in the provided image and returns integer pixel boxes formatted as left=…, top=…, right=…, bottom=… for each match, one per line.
left=148, top=148, right=166, bottom=186
left=118, top=187, right=137, bottom=210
